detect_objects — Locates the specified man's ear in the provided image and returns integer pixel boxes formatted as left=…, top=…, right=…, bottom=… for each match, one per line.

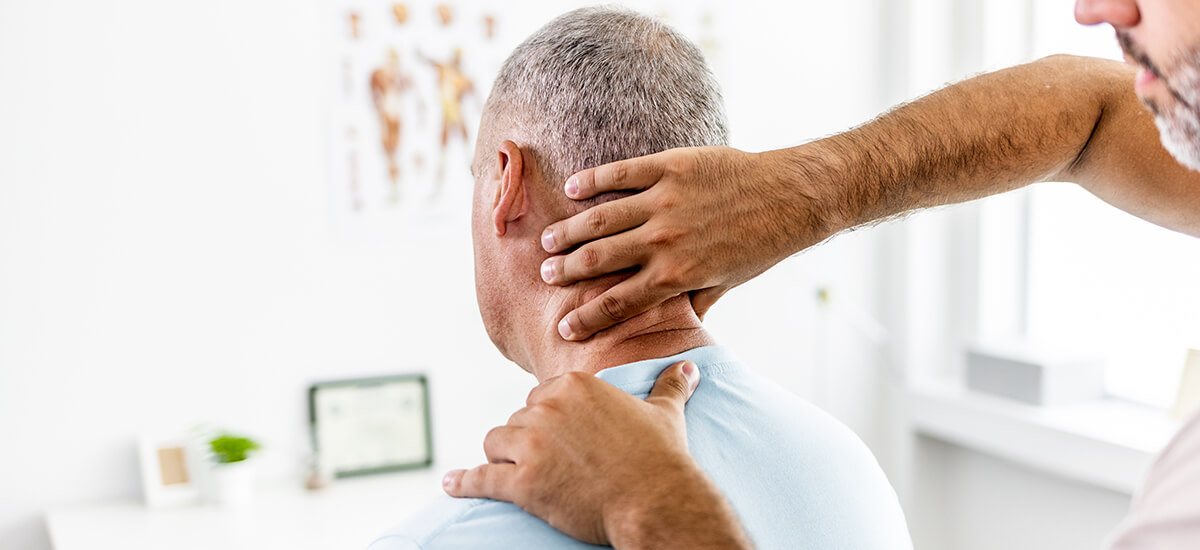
left=492, top=140, right=527, bottom=236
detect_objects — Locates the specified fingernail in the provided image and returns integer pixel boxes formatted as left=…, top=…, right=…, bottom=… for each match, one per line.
left=443, top=471, right=461, bottom=490
left=558, top=316, right=576, bottom=340
left=682, top=362, right=699, bottom=387
left=541, top=228, right=556, bottom=252
left=565, top=176, right=580, bottom=198
left=540, top=257, right=557, bottom=283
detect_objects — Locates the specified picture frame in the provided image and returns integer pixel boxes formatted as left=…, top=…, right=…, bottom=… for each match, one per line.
left=137, top=433, right=202, bottom=508
left=1172, top=349, right=1200, bottom=422
left=309, top=373, right=433, bottom=478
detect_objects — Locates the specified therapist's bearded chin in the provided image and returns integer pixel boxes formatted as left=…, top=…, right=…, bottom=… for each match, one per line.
left=1119, top=30, right=1200, bottom=170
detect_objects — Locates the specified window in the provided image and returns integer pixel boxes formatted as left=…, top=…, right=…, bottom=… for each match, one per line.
left=1021, top=1, right=1200, bottom=407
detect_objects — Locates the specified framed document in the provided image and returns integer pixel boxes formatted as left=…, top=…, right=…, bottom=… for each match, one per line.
left=309, top=374, right=433, bottom=477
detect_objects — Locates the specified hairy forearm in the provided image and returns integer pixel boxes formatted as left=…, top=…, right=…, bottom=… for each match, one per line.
left=605, top=463, right=752, bottom=550
left=769, top=54, right=1200, bottom=239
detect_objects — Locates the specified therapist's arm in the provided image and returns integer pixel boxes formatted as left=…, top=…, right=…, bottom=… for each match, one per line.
left=443, top=362, right=752, bottom=549
left=541, top=54, right=1200, bottom=341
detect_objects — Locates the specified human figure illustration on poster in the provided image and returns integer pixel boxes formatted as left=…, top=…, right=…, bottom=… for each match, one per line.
left=419, top=48, right=475, bottom=195
left=369, top=48, right=414, bottom=202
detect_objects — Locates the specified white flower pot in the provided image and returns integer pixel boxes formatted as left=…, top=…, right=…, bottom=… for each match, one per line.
left=210, top=459, right=256, bottom=510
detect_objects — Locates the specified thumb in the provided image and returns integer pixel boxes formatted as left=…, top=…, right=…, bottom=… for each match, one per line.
left=691, top=287, right=729, bottom=321
left=646, top=360, right=700, bottom=412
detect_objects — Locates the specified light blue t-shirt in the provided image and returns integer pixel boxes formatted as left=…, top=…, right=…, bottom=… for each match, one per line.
left=369, top=346, right=912, bottom=549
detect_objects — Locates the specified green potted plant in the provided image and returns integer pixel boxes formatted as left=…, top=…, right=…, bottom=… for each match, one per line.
left=208, top=433, right=261, bottom=509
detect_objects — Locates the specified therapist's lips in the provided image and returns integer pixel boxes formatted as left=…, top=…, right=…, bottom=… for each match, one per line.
left=1118, top=32, right=1169, bottom=99
left=1136, top=67, right=1162, bottom=95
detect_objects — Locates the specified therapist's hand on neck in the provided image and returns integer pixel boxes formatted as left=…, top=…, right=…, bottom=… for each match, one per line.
left=442, top=361, right=752, bottom=550
left=539, top=145, right=825, bottom=342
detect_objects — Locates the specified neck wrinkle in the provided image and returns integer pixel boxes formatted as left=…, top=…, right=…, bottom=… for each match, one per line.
left=525, top=288, right=714, bottom=382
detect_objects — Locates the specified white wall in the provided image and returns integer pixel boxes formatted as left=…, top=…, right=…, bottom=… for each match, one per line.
left=0, top=2, right=532, bottom=548
left=0, top=2, right=890, bottom=549
left=908, top=437, right=1132, bottom=550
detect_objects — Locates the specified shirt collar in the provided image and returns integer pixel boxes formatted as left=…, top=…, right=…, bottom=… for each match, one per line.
left=593, top=345, right=742, bottom=397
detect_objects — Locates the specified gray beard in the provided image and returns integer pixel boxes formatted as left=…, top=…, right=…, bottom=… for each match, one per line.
left=1153, top=52, right=1200, bottom=172
left=1155, top=107, right=1200, bottom=171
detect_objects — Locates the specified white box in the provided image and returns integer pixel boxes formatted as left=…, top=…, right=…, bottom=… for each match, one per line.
left=966, top=343, right=1106, bottom=406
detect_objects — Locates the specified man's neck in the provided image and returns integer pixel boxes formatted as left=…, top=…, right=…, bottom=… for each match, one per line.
left=525, top=288, right=715, bottom=382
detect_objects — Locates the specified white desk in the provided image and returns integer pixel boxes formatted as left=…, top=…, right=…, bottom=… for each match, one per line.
left=45, top=469, right=445, bottom=550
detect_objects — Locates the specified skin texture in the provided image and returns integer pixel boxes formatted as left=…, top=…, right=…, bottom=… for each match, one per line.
left=455, top=136, right=751, bottom=549
left=449, top=0, right=1200, bottom=548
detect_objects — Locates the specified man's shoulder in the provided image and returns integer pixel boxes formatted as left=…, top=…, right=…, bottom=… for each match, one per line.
left=683, top=356, right=914, bottom=549
left=368, top=495, right=602, bottom=550
left=692, top=355, right=894, bottom=490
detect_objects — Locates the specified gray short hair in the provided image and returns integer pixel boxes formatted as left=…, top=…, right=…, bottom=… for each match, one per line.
left=478, top=6, right=729, bottom=190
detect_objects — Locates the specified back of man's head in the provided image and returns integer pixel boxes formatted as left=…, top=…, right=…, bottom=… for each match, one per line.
left=477, top=6, right=729, bottom=209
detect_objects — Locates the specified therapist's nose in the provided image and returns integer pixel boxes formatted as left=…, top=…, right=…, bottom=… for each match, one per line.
left=1075, top=0, right=1141, bottom=27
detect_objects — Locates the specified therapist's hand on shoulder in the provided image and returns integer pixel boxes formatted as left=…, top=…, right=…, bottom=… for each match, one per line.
left=442, top=361, right=751, bottom=549
left=539, top=145, right=838, bottom=341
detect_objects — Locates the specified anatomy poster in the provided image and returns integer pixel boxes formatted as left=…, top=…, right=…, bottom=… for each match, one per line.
left=328, top=2, right=720, bottom=242
left=330, top=2, right=505, bottom=240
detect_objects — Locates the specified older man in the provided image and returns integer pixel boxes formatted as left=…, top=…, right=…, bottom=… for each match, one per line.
left=369, top=7, right=911, bottom=550
left=445, top=0, right=1200, bottom=549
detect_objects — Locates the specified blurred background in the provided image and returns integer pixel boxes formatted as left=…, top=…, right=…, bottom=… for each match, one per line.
left=3, top=0, right=1199, bottom=549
